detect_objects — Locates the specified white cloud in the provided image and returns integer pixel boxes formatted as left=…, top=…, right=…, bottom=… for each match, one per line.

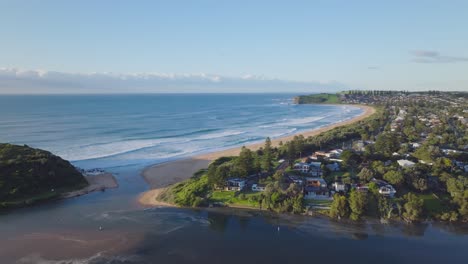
left=0, top=68, right=349, bottom=94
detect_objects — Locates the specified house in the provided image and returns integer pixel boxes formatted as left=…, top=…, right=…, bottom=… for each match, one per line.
left=288, top=175, right=304, bottom=185
left=332, top=182, right=346, bottom=192
left=397, top=159, right=416, bottom=168
left=309, top=166, right=323, bottom=177
left=293, top=162, right=311, bottom=173
left=304, top=177, right=329, bottom=199
left=294, top=162, right=323, bottom=176
left=329, top=149, right=343, bottom=157
left=378, top=185, right=396, bottom=197
left=251, top=183, right=266, bottom=192
left=305, top=177, right=327, bottom=188
left=310, top=161, right=322, bottom=168
left=224, top=178, right=246, bottom=191
left=326, top=162, right=340, bottom=171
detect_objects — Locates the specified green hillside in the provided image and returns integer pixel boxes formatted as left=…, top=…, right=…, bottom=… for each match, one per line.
left=0, top=143, right=88, bottom=209
left=294, top=93, right=341, bottom=104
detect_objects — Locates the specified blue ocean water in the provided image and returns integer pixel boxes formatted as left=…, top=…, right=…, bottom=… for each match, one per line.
left=0, top=94, right=362, bottom=169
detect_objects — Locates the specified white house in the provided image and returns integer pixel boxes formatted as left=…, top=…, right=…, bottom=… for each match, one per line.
left=332, top=182, right=346, bottom=192
left=379, top=185, right=396, bottom=197
left=397, top=159, right=416, bottom=168
left=293, top=162, right=311, bottom=173
left=225, top=178, right=246, bottom=191
left=251, top=183, right=266, bottom=192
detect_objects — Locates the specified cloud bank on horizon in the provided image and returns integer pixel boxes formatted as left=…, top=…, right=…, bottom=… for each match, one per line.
left=0, top=68, right=348, bottom=94
left=411, top=50, right=468, bottom=64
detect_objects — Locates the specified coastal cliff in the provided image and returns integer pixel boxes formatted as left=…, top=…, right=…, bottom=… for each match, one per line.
left=0, top=143, right=88, bottom=209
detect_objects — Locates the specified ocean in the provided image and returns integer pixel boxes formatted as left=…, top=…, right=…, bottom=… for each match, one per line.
left=0, top=94, right=362, bottom=169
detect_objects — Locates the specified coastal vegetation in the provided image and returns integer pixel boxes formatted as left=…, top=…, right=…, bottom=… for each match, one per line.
left=0, top=143, right=88, bottom=209
left=159, top=90, right=468, bottom=223
left=294, top=93, right=340, bottom=104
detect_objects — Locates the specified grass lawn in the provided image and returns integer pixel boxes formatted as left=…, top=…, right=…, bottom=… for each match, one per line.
left=306, top=199, right=333, bottom=210
left=210, top=190, right=262, bottom=208
left=416, top=193, right=449, bottom=216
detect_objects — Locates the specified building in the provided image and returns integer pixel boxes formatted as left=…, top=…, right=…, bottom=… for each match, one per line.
left=332, top=182, right=346, bottom=192
left=379, top=185, right=396, bottom=197
left=304, top=177, right=330, bottom=199
left=293, top=162, right=311, bottom=173
left=224, top=178, right=246, bottom=191
left=288, top=175, right=304, bottom=185
left=397, top=159, right=416, bottom=168
left=326, top=162, right=340, bottom=172
left=251, top=183, right=266, bottom=192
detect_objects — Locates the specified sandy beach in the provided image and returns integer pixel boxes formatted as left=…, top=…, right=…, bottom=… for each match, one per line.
left=62, top=173, right=119, bottom=199
left=139, top=104, right=375, bottom=206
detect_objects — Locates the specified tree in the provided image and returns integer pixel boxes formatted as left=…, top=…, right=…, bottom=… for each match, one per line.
left=374, top=132, right=400, bottom=156
left=329, top=194, right=349, bottom=219
left=378, top=196, right=393, bottom=220
left=383, top=170, right=404, bottom=186
left=237, top=147, right=254, bottom=177
left=349, top=190, right=368, bottom=220
left=286, top=142, right=296, bottom=168
left=402, top=193, right=423, bottom=222
left=358, top=167, right=374, bottom=182
left=261, top=137, right=274, bottom=172
left=341, top=150, right=360, bottom=174
left=292, top=194, right=304, bottom=214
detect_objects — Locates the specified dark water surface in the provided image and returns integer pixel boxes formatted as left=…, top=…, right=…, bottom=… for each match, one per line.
left=1, top=166, right=467, bottom=264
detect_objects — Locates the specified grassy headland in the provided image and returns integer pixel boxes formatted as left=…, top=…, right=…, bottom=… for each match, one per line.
left=294, top=93, right=341, bottom=104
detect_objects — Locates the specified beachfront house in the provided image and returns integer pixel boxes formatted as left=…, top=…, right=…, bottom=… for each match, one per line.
left=378, top=185, right=396, bottom=197
left=304, top=177, right=330, bottom=199
left=370, top=178, right=397, bottom=197
left=251, top=183, right=266, bottom=192
left=224, top=178, right=246, bottom=191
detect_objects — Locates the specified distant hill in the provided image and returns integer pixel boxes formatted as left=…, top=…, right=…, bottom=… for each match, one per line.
left=0, top=143, right=88, bottom=209
left=294, top=93, right=341, bottom=104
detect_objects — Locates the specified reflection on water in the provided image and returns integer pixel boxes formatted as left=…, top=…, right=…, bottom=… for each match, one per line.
left=1, top=167, right=468, bottom=264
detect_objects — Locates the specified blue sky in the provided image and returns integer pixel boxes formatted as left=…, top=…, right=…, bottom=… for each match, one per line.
left=0, top=0, right=467, bottom=93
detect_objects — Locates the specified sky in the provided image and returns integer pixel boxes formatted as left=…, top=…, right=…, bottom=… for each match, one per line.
left=0, top=0, right=467, bottom=93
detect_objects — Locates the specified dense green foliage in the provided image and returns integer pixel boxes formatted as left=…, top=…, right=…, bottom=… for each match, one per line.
left=0, top=143, right=88, bottom=208
left=294, top=93, right=340, bottom=104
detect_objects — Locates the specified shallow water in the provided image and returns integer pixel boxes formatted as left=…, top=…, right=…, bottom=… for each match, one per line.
left=0, top=161, right=467, bottom=263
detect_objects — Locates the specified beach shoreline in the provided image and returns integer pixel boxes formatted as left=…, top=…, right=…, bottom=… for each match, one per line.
left=139, top=104, right=375, bottom=206
left=62, top=173, right=119, bottom=199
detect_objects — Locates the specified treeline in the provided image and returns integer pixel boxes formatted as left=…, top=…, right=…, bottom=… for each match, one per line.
left=206, top=138, right=276, bottom=186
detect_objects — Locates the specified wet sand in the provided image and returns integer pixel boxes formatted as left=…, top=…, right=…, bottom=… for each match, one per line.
left=63, top=173, right=119, bottom=199
left=139, top=104, right=375, bottom=206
